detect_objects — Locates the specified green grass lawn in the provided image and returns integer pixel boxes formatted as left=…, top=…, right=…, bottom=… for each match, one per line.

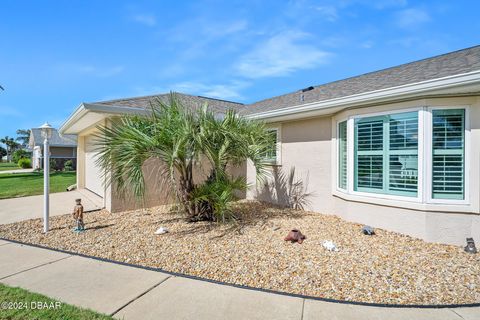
left=0, top=162, right=20, bottom=171
left=0, top=283, right=112, bottom=320
left=0, top=171, right=76, bottom=199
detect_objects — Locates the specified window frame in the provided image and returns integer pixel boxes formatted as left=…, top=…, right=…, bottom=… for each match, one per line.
left=264, top=126, right=282, bottom=165
left=336, top=120, right=348, bottom=191
left=348, top=107, right=424, bottom=203
left=425, top=106, right=470, bottom=205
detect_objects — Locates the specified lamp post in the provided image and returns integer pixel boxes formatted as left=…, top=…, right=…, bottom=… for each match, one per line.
left=39, top=122, right=53, bottom=233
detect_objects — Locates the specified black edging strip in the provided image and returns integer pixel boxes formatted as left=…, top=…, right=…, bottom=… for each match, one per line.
left=2, top=237, right=479, bottom=309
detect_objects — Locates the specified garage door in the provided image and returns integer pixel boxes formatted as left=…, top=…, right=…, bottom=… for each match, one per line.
left=85, top=135, right=104, bottom=198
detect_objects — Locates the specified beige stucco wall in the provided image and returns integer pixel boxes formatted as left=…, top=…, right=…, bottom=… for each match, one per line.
left=77, top=118, right=246, bottom=213
left=246, top=96, right=480, bottom=245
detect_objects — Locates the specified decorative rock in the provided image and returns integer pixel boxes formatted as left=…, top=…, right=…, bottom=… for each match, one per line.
left=322, top=240, right=338, bottom=252
left=154, top=227, right=169, bottom=235
left=2, top=200, right=480, bottom=305
left=284, top=229, right=306, bottom=244
left=362, top=225, right=375, bottom=235
left=464, top=237, right=477, bottom=254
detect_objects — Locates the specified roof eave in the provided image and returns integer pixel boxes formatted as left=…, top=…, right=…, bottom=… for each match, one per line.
left=59, top=103, right=149, bottom=134
left=247, top=70, right=480, bottom=122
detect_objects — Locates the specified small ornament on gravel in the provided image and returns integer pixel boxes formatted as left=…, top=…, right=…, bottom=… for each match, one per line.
left=72, top=198, right=85, bottom=232
left=284, top=229, right=306, bottom=244
left=464, top=237, right=477, bottom=254
left=362, top=225, right=375, bottom=235
left=154, top=227, right=169, bottom=235
left=322, top=240, right=339, bottom=252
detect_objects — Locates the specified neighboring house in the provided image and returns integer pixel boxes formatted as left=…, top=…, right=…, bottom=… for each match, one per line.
left=60, top=45, right=480, bottom=246
left=28, top=128, right=77, bottom=170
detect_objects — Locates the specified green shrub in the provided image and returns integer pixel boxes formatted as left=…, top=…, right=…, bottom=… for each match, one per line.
left=191, top=175, right=246, bottom=222
left=12, top=149, right=30, bottom=163
left=18, top=158, right=32, bottom=169
left=64, top=159, right=74, bottom=171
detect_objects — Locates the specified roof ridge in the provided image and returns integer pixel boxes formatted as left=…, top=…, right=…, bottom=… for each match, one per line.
left=195, top=95, right=244, bottom=105
left=89, top=92, right=170, bottom=105
left=91, top=91, right=243, bottom=106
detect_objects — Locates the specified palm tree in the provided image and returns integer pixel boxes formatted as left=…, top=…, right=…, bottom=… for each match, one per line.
left=0, top=136, right=19, bottom=162
left=16, top=129, right=31, bottom=148
left=96, top=93, right=272, bottom=222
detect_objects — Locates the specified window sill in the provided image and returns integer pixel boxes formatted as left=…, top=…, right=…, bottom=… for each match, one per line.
left=332, top=190, right=478, bottom=214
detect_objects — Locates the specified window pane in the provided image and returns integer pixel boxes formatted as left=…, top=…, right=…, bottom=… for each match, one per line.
left=388, top=112, right=418, bottom=196
left=356, top=119, right=383, bottom=151
left=389, top=112, right=418, bottom=150
left=338, top=121, right=347, bottom=189
left=357, top=155, right=383, bottom=190
left=432, top=109, right=465, bottom=200
left=263, top=129, right=277, bottom=162
left=389, top=155, right=418, bottom=195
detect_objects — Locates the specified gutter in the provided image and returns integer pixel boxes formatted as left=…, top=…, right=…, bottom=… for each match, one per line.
left=59, top=69, right=480, bottom=133
left=59, top=103, right=148, bottom=134
left=246, top=69, right=480, bottom=121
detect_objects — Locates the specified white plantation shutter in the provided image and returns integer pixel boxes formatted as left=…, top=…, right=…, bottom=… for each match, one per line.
left=354, top=111, right=419, bottom=196
left=355, top=117, right=384, bottom=192
left=432, top=109, right=465, bottom=200
left=388, top=112, right=418, bottom=196
left=338, top=121, right=347, bottom=189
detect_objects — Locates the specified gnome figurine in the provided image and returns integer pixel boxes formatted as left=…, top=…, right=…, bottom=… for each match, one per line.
left=72, top=198, right=85, bottom=232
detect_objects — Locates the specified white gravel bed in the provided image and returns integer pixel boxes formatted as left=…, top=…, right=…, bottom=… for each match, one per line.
left=1, top=201, right=479, bottom=305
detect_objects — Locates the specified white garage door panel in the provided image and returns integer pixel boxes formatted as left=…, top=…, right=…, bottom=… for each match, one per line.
left=85, top=136, right=104, bottom=198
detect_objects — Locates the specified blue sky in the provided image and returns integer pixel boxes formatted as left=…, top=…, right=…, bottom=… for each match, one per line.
left=0, top=0, right=479, bottom=141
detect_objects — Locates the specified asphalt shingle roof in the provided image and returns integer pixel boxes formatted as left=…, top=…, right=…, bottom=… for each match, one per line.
left=94, top=92, right=244, bottom=114
left=90, top=45, right=480, bottom=117
left=242, top=45, right=480, bottom=115
left=30, top=128, right=77, bottom=147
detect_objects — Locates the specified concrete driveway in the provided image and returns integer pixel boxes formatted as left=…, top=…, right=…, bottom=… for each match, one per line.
left=0, top=189, right=103, bottom=224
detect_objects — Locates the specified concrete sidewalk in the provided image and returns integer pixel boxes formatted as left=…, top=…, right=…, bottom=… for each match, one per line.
left=0, top=168, right=34, bottom=174
left=0, top=241, right=478, bottom=320
left=0, top=189, right=103, bottom=224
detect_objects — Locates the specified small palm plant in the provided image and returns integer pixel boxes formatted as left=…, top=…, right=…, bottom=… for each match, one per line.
left=96, top=93, right=272, bottom=222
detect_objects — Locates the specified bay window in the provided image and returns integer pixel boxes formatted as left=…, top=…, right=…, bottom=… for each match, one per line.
left=337, top=107, right=467, bottom=204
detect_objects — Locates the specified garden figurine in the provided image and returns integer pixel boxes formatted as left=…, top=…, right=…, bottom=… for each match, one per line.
left=72, top=198, right=85, bottom=232
left=284, top=229, right=306, bottom=244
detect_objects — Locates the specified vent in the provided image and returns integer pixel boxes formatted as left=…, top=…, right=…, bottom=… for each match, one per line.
left=301, top=86, right=314, bottom=92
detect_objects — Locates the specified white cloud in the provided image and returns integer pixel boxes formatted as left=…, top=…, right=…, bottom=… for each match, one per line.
left=169, top=81, right=249, bottom=100
left=313, top=5, right=339, bottom=22
left=202, top=19, right=248, bottom=38
left=395, top=8, right=431, bottom=28
left=235, top=31, right=330, bottom=78
left=131, top=81, right=249, bottom=101
left=131, top=14, right=156, bottom=27
left=370, top=0, right=408, bottom=9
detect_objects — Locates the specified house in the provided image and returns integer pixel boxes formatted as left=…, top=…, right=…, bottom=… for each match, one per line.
left=29, top=128, right=77, bottom=170
left=59, top=45, right=480, bottom=245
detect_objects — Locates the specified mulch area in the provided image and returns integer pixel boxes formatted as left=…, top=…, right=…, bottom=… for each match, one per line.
left=1, top=201, right=479, bottom=305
